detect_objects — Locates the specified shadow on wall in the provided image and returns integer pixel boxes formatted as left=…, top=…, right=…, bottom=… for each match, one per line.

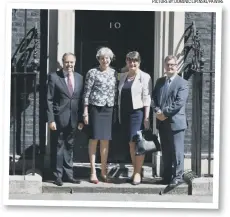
left=11, top=25, right=41, bottom=155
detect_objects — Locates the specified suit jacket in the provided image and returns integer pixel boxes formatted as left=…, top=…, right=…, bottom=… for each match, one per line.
left=46, top=70, right=84, bottom=129
left=118, top=69, right=152, bottom=122
left=152, top=74, right=188, bottom=131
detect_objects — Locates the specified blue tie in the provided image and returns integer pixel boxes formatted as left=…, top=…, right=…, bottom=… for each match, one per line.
left=160, top=77, right=171, bottom=108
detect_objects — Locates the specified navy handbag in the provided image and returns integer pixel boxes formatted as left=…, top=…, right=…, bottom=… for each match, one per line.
left=134, top=129, right=161, bottom=156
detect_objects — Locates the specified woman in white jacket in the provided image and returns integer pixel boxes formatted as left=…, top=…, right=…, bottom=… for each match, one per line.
left=118, top=51, right=152, bottom=185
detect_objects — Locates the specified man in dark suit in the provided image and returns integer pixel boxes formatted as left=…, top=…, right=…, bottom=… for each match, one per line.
left=47, top=53, right=84, bottom=186
left=152, top=55, right=189, bottom=186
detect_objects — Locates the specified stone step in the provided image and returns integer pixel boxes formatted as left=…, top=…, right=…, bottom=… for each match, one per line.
left=41, top=163, right=212, bottom=196
left=42, top=178, right=190, bottom=195
left=42, top=163, right=183, bottom=195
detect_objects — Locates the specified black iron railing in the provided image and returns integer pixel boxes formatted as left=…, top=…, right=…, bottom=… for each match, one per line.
left=180, top=15, right=215, bottom=177
left=10, top=9, right=39, bottom=176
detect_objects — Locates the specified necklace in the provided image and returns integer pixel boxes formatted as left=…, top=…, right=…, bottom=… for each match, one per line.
left=127, top=75, right=135, bottom=81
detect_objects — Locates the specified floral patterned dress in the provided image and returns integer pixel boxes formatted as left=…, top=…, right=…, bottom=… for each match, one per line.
left=83, top=67, right=117, bottom=107
left=83, top=67, right=118, bottom=140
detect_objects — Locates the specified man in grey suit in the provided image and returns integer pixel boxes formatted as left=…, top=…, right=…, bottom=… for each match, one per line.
left=47, top=53, right=84, bottom=186
left=152, top=55, right=189, bottom=185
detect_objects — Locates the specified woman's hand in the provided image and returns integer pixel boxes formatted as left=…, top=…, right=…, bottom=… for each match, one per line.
left=83, top=114, right=89, bottom=125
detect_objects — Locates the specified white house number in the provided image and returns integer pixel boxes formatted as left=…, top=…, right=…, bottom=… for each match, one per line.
left=109, top=22, right=121, bottom=29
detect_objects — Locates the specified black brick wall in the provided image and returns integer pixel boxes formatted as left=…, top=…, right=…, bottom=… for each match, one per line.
left=10, top=9, right=41, bottom=154
left=184, top=12, right=215, bottom=154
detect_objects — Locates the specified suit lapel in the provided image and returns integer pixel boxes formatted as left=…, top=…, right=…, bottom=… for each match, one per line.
left=73, top=72, right=78, bottom=96
left=58, top=70, right=71, bottom=97
left=118, top=69, right=141, bottom=96
left=131, top=69, right=141, bottom=93
left=167, top=74, right=179, bottom=96
left=159, top=77, right=167, bottom=106
left=165, top=74, right=180, bottom=103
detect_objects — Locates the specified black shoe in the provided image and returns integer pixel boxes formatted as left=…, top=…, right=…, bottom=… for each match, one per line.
left=126, top=176, right=133, bottom=183
left=66, top=178, right=81, bottom=184
left=54, top=179, right=63, bottom=186
left=155, top=179, right=170, bottom=185
left=169, top=178, right=185, bottom=186
left=126, top=173, right=142, bottom=183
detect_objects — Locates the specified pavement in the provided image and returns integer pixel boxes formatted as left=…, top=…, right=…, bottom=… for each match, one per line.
left=8, top=163, right=213, bottom=197
left=9, top=192, right=213, bottom=203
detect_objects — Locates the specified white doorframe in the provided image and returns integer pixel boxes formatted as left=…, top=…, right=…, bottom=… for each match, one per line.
left=153, top=11, right=185, bottom=177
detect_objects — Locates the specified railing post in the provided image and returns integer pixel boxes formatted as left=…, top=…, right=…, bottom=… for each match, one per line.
left=32, top=23, right=39, bottom=175
left=190, top=24, right=205, bottom=177
left=22, top=9, right=28, bottom=176
left=208, top=12, right=214, bottom=176
left=12, top=58, right=17, bottom=175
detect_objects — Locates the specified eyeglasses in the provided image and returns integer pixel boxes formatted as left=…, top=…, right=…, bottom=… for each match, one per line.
left=166, top=64, right=177, bottom=67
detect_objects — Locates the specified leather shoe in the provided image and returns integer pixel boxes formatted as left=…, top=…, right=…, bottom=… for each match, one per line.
left=54, top=179, right=63, bottom=186
left=169, top=178, right=184, bottom=186
left=66, top=178, right=81, bottom=184
left=155, top=179, right=170, bottom=185
left=126, top=176, right=134, bottom=183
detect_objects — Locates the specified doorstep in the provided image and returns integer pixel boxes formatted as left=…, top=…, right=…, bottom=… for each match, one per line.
left=42, top=178, right=189, bottom=195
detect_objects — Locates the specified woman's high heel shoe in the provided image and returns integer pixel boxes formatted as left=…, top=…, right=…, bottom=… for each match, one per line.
left=132, top=173, right=142, bottom=185
left=100, top=174, right=111, bottom=183
left=89, top=174, right=99, bottom=184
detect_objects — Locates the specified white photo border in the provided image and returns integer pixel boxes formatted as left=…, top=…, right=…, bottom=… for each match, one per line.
left=3, top=1, right=222, bottom=209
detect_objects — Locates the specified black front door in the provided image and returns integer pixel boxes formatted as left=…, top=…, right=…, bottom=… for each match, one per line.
left=74, top=10, right=155, bottom=163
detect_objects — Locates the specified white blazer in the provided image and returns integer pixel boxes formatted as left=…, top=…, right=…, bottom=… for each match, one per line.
left=118, top=69, right=152, bottom=122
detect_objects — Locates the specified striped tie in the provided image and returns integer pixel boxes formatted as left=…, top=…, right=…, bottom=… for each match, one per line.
left=160, top=77, right=171, bottom=108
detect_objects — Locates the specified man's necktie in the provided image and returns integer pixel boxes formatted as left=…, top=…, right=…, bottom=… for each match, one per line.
left=160, top=77, right=171, bottom=108
left=67, top=74, right=74, bottom=96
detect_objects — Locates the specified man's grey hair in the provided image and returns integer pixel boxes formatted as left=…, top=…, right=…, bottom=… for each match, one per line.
left=62, top=52, right=76, bottom=62
left=164, top=55, right=178, bottom=63
left=96, top=47, right=115, bottom=61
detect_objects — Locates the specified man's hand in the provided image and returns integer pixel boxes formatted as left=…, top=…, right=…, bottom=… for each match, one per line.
left=78, top=123, right=84, bottom=131
left=144, top=118, right=150, bottom=129
left=49, top=122, right=57, bottom=130
left=156, top=113, right=168, bottom=121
